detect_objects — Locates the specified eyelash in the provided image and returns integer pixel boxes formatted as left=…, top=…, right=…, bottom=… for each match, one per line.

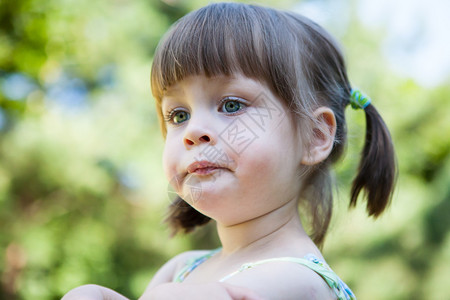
left=163, top=97, right=248, bottom=125
left=163, top=108, right=187, bottom=125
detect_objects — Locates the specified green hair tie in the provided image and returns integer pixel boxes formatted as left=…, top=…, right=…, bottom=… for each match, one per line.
left=350, top=89, right=371, bottom=110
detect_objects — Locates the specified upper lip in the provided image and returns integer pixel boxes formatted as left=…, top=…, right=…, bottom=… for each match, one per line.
left=187, top=161, right=222, bottom=174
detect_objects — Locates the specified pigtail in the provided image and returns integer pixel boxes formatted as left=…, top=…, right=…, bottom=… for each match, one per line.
left=165, top=196, right=211, bottom=235
left=350, top=104, right=397, bottom=216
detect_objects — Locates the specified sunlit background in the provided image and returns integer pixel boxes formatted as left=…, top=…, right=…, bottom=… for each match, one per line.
left=0, top=0, right=449, bottom=299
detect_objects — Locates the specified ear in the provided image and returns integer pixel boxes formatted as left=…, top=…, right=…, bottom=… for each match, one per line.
left=301, top=107, right=337, bottom=165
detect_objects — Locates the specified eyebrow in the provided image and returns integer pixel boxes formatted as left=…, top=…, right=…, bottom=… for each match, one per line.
left=162, top=85, right=182, bottom=98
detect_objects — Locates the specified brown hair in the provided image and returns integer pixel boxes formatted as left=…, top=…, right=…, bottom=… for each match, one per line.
left=151, top=2, right=397, bottom=247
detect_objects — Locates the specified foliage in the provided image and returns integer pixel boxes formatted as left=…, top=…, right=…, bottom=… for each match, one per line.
left=0, top=0, right=449, bottom=299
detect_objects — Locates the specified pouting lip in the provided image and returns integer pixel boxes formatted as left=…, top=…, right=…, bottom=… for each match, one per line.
left=187, top=160, right=226, bottom=174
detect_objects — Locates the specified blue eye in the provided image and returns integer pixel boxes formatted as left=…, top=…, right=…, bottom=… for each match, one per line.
left=165, top=109, right=190, bottom=124
left=221, top=98, right=246, bottom=113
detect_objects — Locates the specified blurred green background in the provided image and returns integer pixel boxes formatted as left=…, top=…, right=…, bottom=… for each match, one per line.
left=0, top=0, right=449, bottom=299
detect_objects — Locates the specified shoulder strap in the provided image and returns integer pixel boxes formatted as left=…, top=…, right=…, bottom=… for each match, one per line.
left=219, top=255, right=356, bottom=300
left=173, top=249, right=221, bottom=283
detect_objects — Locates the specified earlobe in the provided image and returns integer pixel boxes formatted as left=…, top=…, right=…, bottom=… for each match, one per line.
left=301, top=107, right=337, bottom=166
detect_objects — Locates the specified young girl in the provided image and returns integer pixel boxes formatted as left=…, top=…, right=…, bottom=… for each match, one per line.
left=63, top=2, right=396, bottom=299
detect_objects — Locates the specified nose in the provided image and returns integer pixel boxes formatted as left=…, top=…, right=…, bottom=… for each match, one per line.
left=183, top=121, right=216, bottom=148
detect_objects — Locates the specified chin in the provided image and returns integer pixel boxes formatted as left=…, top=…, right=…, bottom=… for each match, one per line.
left=185, top=192, right=220, bottom=211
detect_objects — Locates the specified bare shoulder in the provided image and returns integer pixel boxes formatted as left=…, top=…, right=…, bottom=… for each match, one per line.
left=224, top=260, right=336, bottom=300
left=143, top=250, right=212, bottom=292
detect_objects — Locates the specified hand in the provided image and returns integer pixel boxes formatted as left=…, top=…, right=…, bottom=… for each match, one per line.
left=140, top=282, right=264, bottom=300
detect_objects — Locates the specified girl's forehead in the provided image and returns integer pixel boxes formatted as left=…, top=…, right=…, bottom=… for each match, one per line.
left=162, top=73, right=268, bottom=97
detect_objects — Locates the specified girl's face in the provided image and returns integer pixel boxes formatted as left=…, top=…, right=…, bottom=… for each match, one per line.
left=161, top=74, right=307, bottom=226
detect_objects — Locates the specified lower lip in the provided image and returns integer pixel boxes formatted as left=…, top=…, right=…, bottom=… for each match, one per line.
left=193, top=167, right=223, bottom=175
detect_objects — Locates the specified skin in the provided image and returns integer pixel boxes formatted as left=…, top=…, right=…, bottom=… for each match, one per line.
left=62, top=73, right=337, bottom=300
left=162, top=74, right=306, bottom=234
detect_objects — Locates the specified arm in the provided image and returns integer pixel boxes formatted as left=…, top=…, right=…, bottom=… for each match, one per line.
left=62, top=252, right=264, bottom=300
left=142, top=250, right=204, bottom=292
left=140, top=282, right=264, bottom=300
left=145, top=253, right=333, bottom=299
left=140, top=251, right=264, bottom=300
left=60, top=251, right=200, bottom=300
left=220, top=262, right=336, bottom=300
left=61, top=284, right=129, bottom=300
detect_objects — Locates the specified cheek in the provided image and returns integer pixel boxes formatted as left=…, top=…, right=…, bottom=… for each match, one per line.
left=237, top=142, right=282, bottom=188
left=162, top=139, right=178, bottom=182
left=238, top=128, right=302, bottom=192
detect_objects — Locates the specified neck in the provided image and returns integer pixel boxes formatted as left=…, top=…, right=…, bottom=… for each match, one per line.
left=216, top=200, right=308, bottom=255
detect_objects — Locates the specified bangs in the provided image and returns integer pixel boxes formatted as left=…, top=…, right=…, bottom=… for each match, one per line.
left=150, top=2, right=345, bottom=138
left=151, top=3, right=296, bottom=103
